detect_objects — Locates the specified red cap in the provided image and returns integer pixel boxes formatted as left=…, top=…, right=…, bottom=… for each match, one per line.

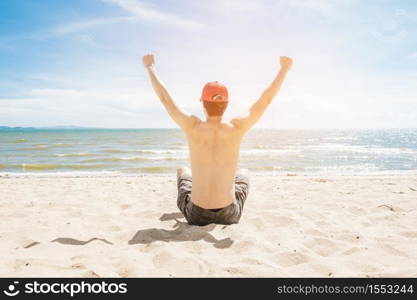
left=200, top=81, right=228, bottom=102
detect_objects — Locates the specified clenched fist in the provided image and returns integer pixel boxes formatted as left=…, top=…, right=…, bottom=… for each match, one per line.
left=142, top=54, right=155, bottom=68
left=280, top=56, right=293, bottom=71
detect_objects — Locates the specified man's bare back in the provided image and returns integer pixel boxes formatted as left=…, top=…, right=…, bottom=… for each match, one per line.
left=185, top=120, right=245, bottom=209
left=142, top=54, right=292, bottom=224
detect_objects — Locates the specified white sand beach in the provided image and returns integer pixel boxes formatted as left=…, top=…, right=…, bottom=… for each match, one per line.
left=0, top=174, right=416, bottom=277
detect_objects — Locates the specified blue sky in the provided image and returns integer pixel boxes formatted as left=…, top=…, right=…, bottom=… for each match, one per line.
left=0, top=0, right=416, bottom=128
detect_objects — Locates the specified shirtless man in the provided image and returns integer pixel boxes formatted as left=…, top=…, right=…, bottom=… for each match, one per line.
left=143, top=54, right=293, bottom=225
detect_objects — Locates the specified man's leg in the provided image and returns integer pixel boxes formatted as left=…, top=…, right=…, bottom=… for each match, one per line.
left=235, top=168, right=250, bottom=210
left=176, top=166, right=192, bottom=219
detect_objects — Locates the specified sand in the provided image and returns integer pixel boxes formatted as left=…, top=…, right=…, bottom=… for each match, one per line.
left=0, top=174, right=416, bottom=277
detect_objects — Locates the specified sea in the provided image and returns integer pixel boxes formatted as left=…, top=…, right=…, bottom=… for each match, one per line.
left=1, top=128, right=417, bottom=176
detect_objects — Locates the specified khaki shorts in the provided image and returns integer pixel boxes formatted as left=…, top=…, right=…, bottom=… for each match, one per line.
left=177, top=174, right=250, bottom=226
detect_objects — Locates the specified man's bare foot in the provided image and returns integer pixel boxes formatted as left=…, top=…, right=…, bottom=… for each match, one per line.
left=177, top=166, right=191, bottom=178
left=237, top=168, right=249, bottom=178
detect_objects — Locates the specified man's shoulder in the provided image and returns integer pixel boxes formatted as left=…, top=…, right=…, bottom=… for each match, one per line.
left=227, top=119, right=249, bottom=134
left=181, top=115, right=201, bottom=132
left=190, top=115, right=202, bottom=123
left=222, top=121, right=237, bottom=129
left=185, top=115, right=202, bottom=128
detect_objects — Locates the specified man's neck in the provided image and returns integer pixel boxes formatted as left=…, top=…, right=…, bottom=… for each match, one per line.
left=206, top=116, right=222, bottom=123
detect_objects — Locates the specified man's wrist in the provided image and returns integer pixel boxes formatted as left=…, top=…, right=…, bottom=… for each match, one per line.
left=280, top=67, right=290, bottom=73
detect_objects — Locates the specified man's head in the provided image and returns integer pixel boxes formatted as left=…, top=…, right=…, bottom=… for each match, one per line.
left=200, top=81, right=229, bottom=117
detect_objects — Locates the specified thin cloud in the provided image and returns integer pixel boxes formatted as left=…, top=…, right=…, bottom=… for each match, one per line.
left=29, top=0, right=206, bottom=40
left=287, top=0, right=354, bottom=16
left=104, top=0, right=207, bottom=30
left=209, top=0, right=266, bottom=13
left=29, top=16, right=136, bottom=40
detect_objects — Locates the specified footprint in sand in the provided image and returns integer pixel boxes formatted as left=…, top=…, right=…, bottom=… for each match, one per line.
left=303, top=237, right=339, bottom=257
left=400, top=231, right=417, bottom=238
left=315, top=179, right=330, bottom=183
left=70, top=254, right=88, bottom=261
left=70, top=263, right=86, bottom=270
left=248, top=217, right=267, bottom=230
left=272, top=251, right=310, bottom=267
left=314, top=220, right=331, bottom=227
left=342, top=247, right=362, bottom=255
left=114, top=261, right=136, bottom=277
left=241, top=258, right=264, bottom=266
left=14, top=259, right=32, bottom=271
left=380, top=244, right=410, bottom=257
left=120, top=204, right=131, bottom=210
left=310, top=264, right=335, bottom=276
left=347, top=206, right=367, bottom=216
left=152, top=250, right=205, bottom=276
left=107, top=225, right=121, bottom=231
left=332, top=232, right=362, bottom=243
left=345, top=260, right=383, bottom=275
left=304, top=229, right=328, bottom=238
left=232, top=241, right=255, bottom=253
left=268, top=215, right=296, bottom=227
left=82, top=270, right=100, bottom=277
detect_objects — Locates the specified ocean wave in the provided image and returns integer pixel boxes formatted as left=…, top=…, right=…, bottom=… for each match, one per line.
left=54, top=153, right=94, bottom=157
left=145, top=156, right=188, bottom=160
left=300, top=144, right=417, bottom=154
left=16, top=145, right=49, bottom=151
left=304, top=164, right=379, bottom=171
left=82, top=156, right=188, bottom=163
left=240, top=149, right=301, bottom=155
left=17, top=163, right=114, bottom=170
left=135, top=149, right=188, bottom=155
left=0, top=171, right=122, bottom=177
left=323, top=137, right=358, bottom=141
left=52, top=143, right=76, bottom=147
left=102, top=149, right=131, bottom=154
left=122, top=166, right=173, bottom=173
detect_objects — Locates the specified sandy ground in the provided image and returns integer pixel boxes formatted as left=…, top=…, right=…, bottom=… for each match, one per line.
left=0, top=174, right=416, bottom=277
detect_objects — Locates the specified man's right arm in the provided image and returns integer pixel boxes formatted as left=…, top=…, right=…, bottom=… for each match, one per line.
left=142, top=54, right=200, bottom=130
left=231, top=56, right=293, bottom=131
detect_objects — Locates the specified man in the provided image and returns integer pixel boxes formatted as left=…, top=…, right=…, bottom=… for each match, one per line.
left=143, top=54, right=293, bottom=226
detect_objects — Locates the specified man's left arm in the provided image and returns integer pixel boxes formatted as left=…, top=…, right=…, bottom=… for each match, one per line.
left=143, top=54, right=198, bottom=129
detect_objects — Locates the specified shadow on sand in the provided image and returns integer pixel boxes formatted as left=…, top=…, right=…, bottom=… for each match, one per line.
left=128, top=212, right=233, bottom=249
left=49, top=212, right=233, bottom=249
left=51, top=237, right=113, bottom=245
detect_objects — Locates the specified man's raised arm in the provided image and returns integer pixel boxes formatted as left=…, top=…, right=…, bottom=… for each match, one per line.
left=231, top=56, right=293, bottom=131
left=142, top=54, right=198, bottom=129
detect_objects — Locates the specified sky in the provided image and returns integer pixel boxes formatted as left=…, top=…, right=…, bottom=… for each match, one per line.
left=0, top=0, right=416, bottom=128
